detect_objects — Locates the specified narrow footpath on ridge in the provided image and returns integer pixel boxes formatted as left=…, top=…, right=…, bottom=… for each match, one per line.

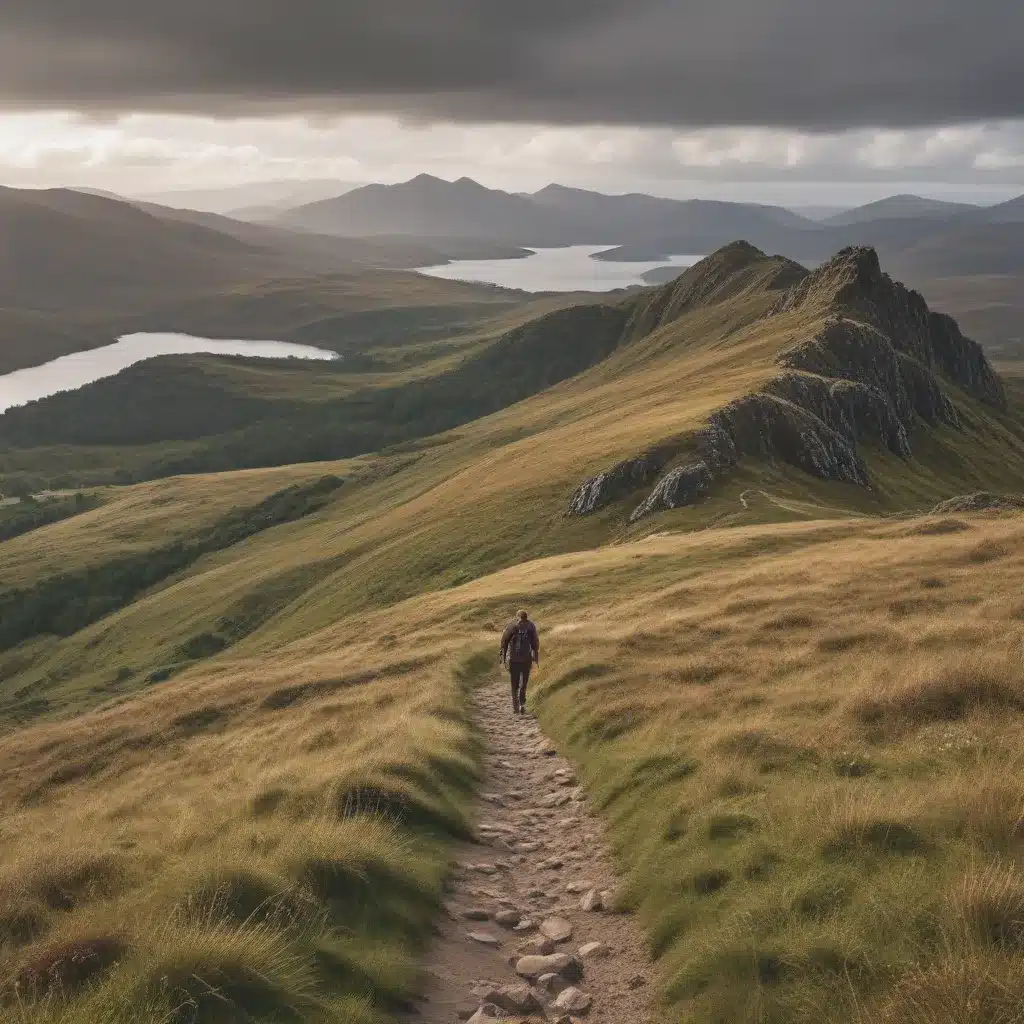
left=408, top=674, right=652, bottom=1024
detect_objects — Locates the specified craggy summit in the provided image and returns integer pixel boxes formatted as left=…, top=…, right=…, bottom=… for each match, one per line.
left=569, top=244, right=1007, bottom=520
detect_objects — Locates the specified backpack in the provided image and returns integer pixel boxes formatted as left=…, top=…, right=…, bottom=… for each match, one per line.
left=510, top=622, right=532, bottom=660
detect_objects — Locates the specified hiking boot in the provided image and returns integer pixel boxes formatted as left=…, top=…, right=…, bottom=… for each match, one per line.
left=512, top=700, right=520, bottom=715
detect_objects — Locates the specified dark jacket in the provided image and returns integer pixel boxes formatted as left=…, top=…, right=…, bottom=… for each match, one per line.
left=501, top=619, right=540, bottom=665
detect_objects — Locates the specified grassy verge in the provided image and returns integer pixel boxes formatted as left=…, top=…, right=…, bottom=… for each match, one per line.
left=0, top=641, right=487, bottom=1023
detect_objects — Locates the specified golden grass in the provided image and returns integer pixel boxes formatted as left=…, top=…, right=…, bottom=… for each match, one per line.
left=0, top=630, right=485, bottom=1022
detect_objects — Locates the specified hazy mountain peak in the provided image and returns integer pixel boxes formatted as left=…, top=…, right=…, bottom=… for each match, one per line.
left=825, top=194, right=977, bottom=226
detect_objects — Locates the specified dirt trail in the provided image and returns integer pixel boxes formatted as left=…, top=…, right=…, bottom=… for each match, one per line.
left=409, top=674, right=652, bottom=1024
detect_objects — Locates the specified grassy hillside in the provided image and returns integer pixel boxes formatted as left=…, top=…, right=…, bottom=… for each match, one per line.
left=0, top=187, right=530, bottom=375
left=3, top=243, right=1024, bottom=1022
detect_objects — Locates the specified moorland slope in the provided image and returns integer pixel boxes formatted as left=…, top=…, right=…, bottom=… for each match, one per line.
left=2, top=243, right=1024, bottom=1023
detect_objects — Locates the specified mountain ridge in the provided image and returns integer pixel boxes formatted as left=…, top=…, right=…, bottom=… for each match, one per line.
left=568, top=244, right=1007, bottom=518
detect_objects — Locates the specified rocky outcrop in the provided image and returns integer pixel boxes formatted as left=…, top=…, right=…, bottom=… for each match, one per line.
left=772, top=246, right=1005, bottom=410
left=629, top=462, right=713, bottom=521
left=566, top=245, right=1007, bottom=521
left=566, top=453, right=665, bottom=516
left=931, top=493, right=1024, bottom=514
left=780, top=317, right=960, bottom=429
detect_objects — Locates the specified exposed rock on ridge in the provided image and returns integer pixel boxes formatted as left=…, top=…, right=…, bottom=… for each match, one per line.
left=568, top=245, right=1007, bottom=521
left=772, top=246, right=1005, bottom=410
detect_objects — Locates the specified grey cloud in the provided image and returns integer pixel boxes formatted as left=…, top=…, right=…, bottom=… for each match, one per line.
left=0, top=1, right=1021, bottom=128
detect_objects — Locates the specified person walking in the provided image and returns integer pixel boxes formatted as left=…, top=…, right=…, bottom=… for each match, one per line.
left=500, top=609, right=540, bottom=715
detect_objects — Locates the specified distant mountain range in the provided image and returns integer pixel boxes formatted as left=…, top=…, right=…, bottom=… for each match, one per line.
left=0, top=186, right=527, bottom=373
left=270, top=174, right=1024, bottom=281
left=131, top=179, right=360, bottom=216
left=822, top=194, right=979, bottom=226
left=275, top=174, right=818, bottom=248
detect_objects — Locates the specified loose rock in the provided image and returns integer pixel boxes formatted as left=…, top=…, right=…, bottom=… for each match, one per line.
left=552, top=986, right=593, bottom=1014
left=578, top=941, right=609, bottom=959
left=463, top=908, right=491, bottom=921
left=536, top=972, right=569, bottom=996
left=514, top=952, right=582, bottom=981
left=483, top=984, right=543, bottom=1016
left=540, top=917, right=573, bottom=943
left=494, top=909, right=521, bottom=928
left=467, top=931, right=501, bottom=947
left=517, top=935, right=556, bottom=957
left=466, top=1004, right=501, bottom=1024
left=579, top=889, right=603, bottom=912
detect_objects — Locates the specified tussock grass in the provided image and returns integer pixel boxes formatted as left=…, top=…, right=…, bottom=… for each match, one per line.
left=0, top=635, right=485, bottom=1023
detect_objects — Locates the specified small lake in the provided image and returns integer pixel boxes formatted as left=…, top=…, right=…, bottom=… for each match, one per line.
left=417, top=245, right=705, bottom=293
left=0, top=333, right=338, bottom=414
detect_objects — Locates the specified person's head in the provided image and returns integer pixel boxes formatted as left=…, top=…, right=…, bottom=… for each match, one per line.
left=518, top=609, right=529, bottom=622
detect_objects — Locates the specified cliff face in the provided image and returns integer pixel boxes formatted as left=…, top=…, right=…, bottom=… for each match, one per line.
left=567, top=245, right=1008, bottom=521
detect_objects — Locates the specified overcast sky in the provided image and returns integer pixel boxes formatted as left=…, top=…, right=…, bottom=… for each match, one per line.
left=0, top=0, right=1022, bottom=206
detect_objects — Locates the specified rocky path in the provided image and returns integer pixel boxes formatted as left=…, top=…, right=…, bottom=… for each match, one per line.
left=409, top=675, right=652, bottom=1024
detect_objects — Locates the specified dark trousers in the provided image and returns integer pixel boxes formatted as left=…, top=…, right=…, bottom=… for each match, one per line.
left=510, top=662, right=531, bottom=707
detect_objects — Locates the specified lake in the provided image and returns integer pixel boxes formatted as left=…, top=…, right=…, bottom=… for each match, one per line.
left=417, top=245, right=705, bottom=292
left=0, top=333, right=338, bottom=414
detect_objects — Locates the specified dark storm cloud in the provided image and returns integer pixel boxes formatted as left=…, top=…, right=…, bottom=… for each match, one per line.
left=0, top=0, right=1021, bottom=128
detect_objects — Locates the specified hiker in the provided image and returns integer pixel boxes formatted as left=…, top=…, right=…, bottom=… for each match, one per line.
left=500, top=609, right=540, bottom=715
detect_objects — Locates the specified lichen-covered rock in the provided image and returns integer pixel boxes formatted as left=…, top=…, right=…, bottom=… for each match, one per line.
left=630, top=462, right=713, bottom=522
left=566, top=453, right=664, bottom=516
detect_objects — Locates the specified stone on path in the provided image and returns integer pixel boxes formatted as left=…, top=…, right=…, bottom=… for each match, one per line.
left=494, top=908, right=520, bottom=927
left=535, top=972, right=569, bottom=996
left=462, top=908, right=490, bottom=921
left=579, top=889, right=603, bottom=912
left=552, top=986, right=593, bottom=1014
left=565, top=881, right=592, bottom=894
left=514, top=952, right=583, bottom=981
left=466, top=1004, right=501, bottom=1024
left=539, top=916, right=573, bottom=943
left=578, top=941, right=609, bottom=959
left=467, top=931, right=501, bottom=947
left=513, top=918, right=537, bottom=932
left=628, top=973, right=647, bottom=989
left=483, top=983, right=543, bottom=1015
left=517, top=935, right=556, bottom=956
